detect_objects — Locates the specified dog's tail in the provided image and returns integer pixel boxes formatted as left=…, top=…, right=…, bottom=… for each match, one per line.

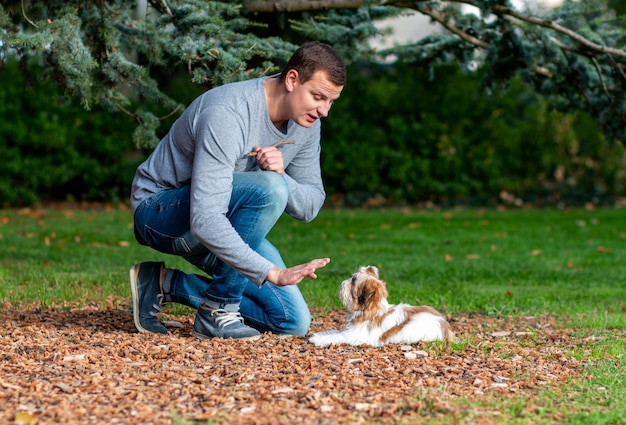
left=439, top=318, right=455, bottom=342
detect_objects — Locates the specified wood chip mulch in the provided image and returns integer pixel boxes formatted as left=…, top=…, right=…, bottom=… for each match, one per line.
left=0, top=301, right=586, bottom=424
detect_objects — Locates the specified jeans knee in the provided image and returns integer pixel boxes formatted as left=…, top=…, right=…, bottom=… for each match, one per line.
left=280, top=309, right=312, bottom=336
left=256, top=172, right=288, bottom=209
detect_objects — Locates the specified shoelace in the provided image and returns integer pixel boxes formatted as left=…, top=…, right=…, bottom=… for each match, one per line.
left=211, top=309, right=244, bottom=328
left=149, top=294, right=165, bottom=317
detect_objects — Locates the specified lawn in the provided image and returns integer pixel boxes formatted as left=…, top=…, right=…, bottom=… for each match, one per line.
left=0, top=204, right=624, bottom=424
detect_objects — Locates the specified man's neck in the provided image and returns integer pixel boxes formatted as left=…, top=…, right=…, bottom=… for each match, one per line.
left=264, top=76, right=288, bottom=131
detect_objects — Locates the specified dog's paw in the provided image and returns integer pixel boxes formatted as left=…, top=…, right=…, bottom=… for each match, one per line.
left=308, top=333, right=327, bottom=347
left=308, top=331, right=338, bottom=347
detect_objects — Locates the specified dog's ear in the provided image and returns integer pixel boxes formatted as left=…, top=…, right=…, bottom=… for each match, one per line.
left=357, top=275, right=388, bottom=310
left=357, top=288, right=374, bottom=308
left=363, top=266, right=379, bottom=278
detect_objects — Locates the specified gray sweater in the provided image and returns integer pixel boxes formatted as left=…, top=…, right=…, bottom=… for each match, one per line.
left=130, top=76, right=325, bottom=286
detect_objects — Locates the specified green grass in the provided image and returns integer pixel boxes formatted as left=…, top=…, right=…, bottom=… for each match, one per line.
left=1, top=205, right=625, bottom=424
left=1, top=205, right=624, bottom=327
left=280, top=208, right=626, bottom=329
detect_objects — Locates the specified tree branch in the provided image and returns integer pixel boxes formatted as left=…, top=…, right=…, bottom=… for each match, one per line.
left=147, top=0, right=173, bottom=17
left=21, top=0, right=38, bottom=28
left=491, top=5, right=626, bottom=59
left=590, top=56, right=610, bottom=98
left=246, top=0, right=626, bottom=60
left=246, top=140, right=295, bottom=156
left=415, top=4, right=554, bottom=77
left=415, top=4, right=488, bottom=49
left=245, top=0, right=364, bottom=13
left=607, top=54, right=626, bottom=82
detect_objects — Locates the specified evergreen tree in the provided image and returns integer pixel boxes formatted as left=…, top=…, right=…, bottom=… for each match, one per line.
left=0, top=0, right=325, bottom=146
left=247, top=0, right=626, bottom=145
left=2, top=0, right=625, bottom=146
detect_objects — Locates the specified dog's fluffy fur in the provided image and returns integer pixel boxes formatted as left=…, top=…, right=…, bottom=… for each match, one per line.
left=309, top=266, right=454, bottom=347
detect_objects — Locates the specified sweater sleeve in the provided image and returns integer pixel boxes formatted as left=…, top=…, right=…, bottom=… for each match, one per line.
left=283, top=122, right=326, bottom=222
left=188, top=105, right=274, bottom=286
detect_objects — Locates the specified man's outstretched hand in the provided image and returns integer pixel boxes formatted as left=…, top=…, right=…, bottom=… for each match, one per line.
left=266, top=258, right=330, bottom=286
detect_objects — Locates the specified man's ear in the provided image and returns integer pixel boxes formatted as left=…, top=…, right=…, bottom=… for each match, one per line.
left=284, top=69, right=299, bottom=92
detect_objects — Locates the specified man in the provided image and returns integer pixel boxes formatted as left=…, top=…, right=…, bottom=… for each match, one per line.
left=129, top=41, right=346, bottom=340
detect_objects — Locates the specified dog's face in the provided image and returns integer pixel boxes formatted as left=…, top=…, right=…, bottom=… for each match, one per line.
left=339, top=266, right=388, bottom=317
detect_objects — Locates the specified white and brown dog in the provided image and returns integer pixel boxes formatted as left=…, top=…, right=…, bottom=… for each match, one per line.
left=309, top=266, right=454, bottom=347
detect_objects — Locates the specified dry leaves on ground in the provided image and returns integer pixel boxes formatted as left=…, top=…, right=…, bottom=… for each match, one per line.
left=0, top=303, right=584, bottom=424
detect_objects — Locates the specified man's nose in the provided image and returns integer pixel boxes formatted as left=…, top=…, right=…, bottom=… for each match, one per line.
left=318, top=102, right=332, bottom=118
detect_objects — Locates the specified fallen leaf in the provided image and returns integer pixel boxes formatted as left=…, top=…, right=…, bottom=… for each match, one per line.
left=271, top=387, right=294, bottom=395
left=63, top=353, right=85, bottom=362
left=162, top=320, right=184, bottom=328
left=0, top=306, right=593, bottom=424
left=53, top=382, right=73, bottom=393
left=490, top=382, right=509, bottom=389
left=404, top=351, right=428, bottom=360
left=14, top=412, right=39, bottom=424
left=1, top=381, right=21, bottom=390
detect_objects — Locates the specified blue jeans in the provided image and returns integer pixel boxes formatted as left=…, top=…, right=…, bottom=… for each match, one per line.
left=133, top=172, right=311, bottom=336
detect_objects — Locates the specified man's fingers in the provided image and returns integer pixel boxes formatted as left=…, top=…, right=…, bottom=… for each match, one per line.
left=254, top=147, right=285, bottom=174
left=303, top=258, right=330, bottom=279
left=270, top=258, right=330, bottom=286
left=311, top=257, right=330, bottom=265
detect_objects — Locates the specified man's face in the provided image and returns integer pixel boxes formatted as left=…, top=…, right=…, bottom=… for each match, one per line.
left=287, top=69, right=344, bottom=128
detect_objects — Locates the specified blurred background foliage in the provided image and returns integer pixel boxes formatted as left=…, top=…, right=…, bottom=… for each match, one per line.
left=322, top=61, right=626, bottom=207
left=1, top=55, right=624, bottom=208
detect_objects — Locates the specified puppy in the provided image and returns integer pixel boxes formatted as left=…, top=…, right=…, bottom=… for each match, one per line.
left=309, top=266, right=454, bottom=347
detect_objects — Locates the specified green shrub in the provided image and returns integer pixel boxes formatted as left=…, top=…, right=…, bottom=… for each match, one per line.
left=322, top=62, right=626, bottom=206
left=1, top=58, right=625, bottom=208
left=0, top=58, right=142, bottom=207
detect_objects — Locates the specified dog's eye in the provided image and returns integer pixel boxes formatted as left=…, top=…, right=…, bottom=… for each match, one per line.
left=351, top=275, right=357, bottom=285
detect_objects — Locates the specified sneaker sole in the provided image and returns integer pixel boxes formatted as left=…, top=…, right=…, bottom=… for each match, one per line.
left=192, top=330, right=261, bottom=341
left=129, top=264, right=148, bottom=334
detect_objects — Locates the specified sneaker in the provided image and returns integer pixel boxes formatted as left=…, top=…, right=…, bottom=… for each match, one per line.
left=129, top=262, right=168, bottom=335
left=192, top=303, right=261, bottom=340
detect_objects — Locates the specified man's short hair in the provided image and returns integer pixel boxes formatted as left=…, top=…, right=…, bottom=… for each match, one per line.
left=279, top=41, right=346, bottom=86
